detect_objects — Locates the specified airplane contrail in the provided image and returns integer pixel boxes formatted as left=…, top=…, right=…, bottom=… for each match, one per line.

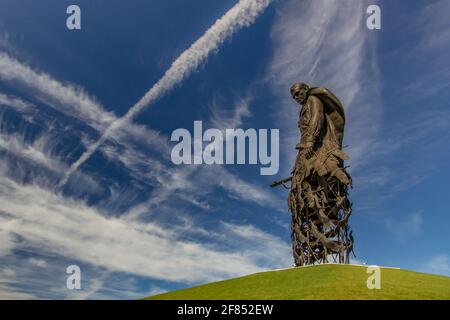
left=58, top=0, right=272, bottom=188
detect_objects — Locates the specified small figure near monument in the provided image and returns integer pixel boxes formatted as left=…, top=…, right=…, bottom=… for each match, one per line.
left=271, top=82, right=354, bottom=266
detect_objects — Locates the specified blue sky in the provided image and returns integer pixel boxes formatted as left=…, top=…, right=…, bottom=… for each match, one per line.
left=0, top=0, right=449, bottom=299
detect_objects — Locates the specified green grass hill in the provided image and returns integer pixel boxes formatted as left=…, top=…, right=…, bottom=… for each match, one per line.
left=146, top=264, right=450, bottom=300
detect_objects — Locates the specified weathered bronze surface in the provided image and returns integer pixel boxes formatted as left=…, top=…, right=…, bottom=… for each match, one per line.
left=272, top=82, right=354, bottom=266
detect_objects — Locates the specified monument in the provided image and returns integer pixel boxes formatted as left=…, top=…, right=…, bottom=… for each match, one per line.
left=271, top=82, right=354, bottom=266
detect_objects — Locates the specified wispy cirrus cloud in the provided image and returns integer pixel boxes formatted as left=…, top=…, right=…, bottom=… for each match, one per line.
left=0, top=53, right=288, bottom=297
left=0, top=253, right=154, bottom=300
left=421, top=253, right=450, bottom=277
left=0, top=52, right=115, bottom=131
left=0, top=0, right=278, bottom=214
left=0, top=52, right=169, bottom=154
left=0, top=53, right=173, bottom=202
left=266, top=0, right=446, bottom=220
left=0, top=118, right=106, bottom=197
left=0, top=0, right=319, bottom=299
left=268, top=0, right=381, bottom=175
left=209, top=94, right=252, bottom=130
left=0, top=92, right=35, bottom=114
left=0, top=48, right=281, bottom=215
left=59, top=0, right=273, bottom=187
left=385, top=210, right=423, bottom=242
left=0, top=174, right=289, bottom=297
left=123, top=163, right=282, bottom=221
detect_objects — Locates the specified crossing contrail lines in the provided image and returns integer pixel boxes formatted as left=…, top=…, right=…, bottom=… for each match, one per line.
left=58, top=0, right=272, bottom=188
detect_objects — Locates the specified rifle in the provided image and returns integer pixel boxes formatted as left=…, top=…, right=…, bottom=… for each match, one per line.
left=270, top=176, right=293, bottom=188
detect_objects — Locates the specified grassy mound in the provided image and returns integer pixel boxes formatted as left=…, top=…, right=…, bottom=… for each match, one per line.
left=146, top=264, right=450, bottom=300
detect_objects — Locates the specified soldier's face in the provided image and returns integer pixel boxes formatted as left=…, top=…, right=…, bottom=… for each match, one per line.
left=292, top=88, right=307, bottom=104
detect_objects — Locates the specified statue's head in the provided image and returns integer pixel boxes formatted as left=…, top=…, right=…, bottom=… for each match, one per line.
left=290, top=82, right=310, bottom=105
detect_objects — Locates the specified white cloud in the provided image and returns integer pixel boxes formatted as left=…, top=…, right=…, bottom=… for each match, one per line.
left=0, top=52, right=282, bottom=220
left=28, top=258, right=47, bottom=268
left=0, top=4, right=278, bottom=215
left=267, top=0, right=381, bottom=174
left=123, top=163, right=282, bottom=221
left=0, top=124, right=105, bottom=197
left=385, top=211, right=423, bottom=242
left=0, top=52, right=115, bottom=131
left=0, top=287, right=36, bottom=300
left=209, top=94, right=252, bottom=130
left=0, top=52, right=175, bottom=201
left=221, top=222, right=291, bottom=266
left=212, top=166, right=282, bottom=207
left=0, top=52, right=171, bottom=167
left=0, top=92, right=35, bottom=114
left=0, top=175, right=290, bottom=287
left=60, top=0, right=273, bottom=186
left=422, top=254, right=450, bottom=277
left=0, top=131, right=63, bottom=173
left=417, top=0, right=450, bottom=52
left=0, top=224, right=16, bottom=256
left=0, top=1, right=296, bottom=299
left=0, top=254, right=131, bottom=299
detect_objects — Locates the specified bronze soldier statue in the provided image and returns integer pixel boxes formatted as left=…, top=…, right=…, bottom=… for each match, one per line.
left=271, top=82, right=354, bottom=266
